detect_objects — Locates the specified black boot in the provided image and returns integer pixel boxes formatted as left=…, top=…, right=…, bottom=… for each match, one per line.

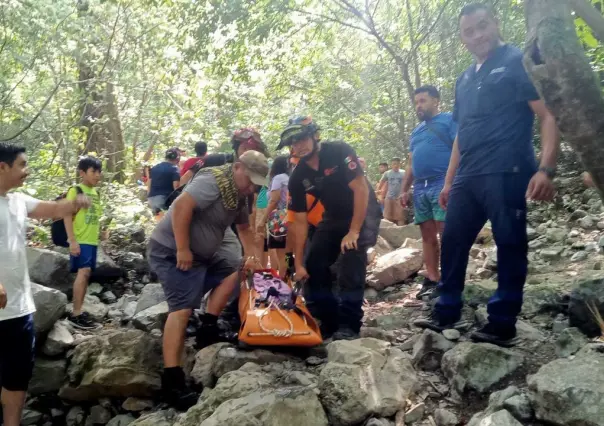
left=195, top=313, right=236, bottom=349
left=161, top=367, right=198, bottom=411
left=413, top=311, right=471, bottom=332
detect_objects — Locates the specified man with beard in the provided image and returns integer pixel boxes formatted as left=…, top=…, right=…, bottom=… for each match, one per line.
left=282, top=116, right=381, bottom=340
left=401, top=85, right=457, bottom=299
left=413, top=3, right=559, bottom=347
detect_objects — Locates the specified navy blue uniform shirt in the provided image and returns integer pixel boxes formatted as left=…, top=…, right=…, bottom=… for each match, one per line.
left=149, top=162, right=180, bottom=197
left=453, top=44, right=540, bottom=177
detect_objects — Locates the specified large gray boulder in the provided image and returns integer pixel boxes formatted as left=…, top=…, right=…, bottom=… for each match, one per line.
left=568, top=278, right=604, bottom=337
left=132, top=302, right=169, bottom=332
left=134, top=283, right=166, bottom=315
left=441, top=343, right=523, bottom=394
left=378, top=221, right=422, bottom=249
left=528, top=349, right=604, bottom=426
left=32, top=283, right=67, bottom=336
left=129, top=410, right=179, bottom=426
left=42, top=320, right=74, bottom=356
left=367, top=248, right=423, bottom=290
left=181, top=387, right=328, bottom=426
left=27, top=247, right=122, bottom=293
left=59, top=329, right=162, bottom=401
left=318, top=338, right=418, bottom=425
left=29, top=357, right=67, bottom=395
left=477, top=410, right=523, bottom=426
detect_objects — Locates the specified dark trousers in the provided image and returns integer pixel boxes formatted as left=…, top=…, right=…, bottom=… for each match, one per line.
left=305, top=217, right=379, bottom=334
left=435, top=172, right=531, bottom=329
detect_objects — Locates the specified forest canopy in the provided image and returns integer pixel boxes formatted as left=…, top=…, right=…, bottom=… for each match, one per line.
left=1, top=0, right=602, bottom=195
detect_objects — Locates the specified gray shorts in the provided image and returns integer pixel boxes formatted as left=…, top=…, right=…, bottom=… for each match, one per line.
left=147, top=239, right=242, bottom=312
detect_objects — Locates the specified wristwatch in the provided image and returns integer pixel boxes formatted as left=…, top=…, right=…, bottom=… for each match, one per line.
left=539, top=166, right=556, bottom=179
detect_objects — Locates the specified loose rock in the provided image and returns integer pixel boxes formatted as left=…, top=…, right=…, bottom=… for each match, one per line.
left=441, top=343, right=523, bottom=394
left=555, top=327, right=589, bottom=358
left=42, top=320, right=74, bottom=356
left=412, top=329, right=455, bottom=370
left=59, top=329, right=162, bottom=401
left=368, top=248, right=423, bottom=290
left=32, top=283, right=68, bottom=336
left=434, top=408, right=459, bottom=426
left=528, top=350, right=604, bottom=426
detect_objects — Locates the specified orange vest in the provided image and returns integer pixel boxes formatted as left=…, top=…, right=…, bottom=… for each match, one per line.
left=287, top=155, right=324, bottom=226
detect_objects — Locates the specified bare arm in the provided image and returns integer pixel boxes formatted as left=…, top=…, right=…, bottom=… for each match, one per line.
left=146, top=178, right=151, bottom=191
left=64, top=214, right=76, bottom=243
left=260, top=190, right=280, bottom=227
left=29, top=199, right=82, bottom=220
left=530, top=100, right=559, bottom=169
left=292, top=212, right=308, bottom=270
left=236, top=223, right=255, bottom=258
left=348, top=175, right=369, bottom=234
left=172, top=193, right=195, bottom=252
left=444, top=135, right=461, bottom=187
left=401, top=154, right=414, bottom=193
left=180, top=170, right=193, bottom=186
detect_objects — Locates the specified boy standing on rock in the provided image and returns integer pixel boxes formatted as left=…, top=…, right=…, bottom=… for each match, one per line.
left=64, top=156, right=103, bottom=331
left=0, top=143, right=90, bottom=426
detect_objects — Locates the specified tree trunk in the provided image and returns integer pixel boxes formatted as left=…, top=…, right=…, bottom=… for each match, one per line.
left=523, top=0, right=604, bottom=196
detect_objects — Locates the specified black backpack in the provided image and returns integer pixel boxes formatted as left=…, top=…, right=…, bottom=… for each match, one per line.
left=51, top=186, right=84, bottom=247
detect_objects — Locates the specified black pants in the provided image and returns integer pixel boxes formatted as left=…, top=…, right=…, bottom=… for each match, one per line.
left=305, top=217, right=379, bottom=334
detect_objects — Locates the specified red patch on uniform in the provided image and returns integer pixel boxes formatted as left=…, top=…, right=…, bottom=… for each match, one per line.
left=324, top=166, right=337, bottom=176
left=348, top=161, right=357, bottom=170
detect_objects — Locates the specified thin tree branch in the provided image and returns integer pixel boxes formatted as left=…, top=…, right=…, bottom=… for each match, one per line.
left=0, top=81, right=62, bottom=142
left=98, top=3, right=121, bottom=77
left=567, top=0, right=604, bottom=41
left=283, top=6, right=372, bottom=34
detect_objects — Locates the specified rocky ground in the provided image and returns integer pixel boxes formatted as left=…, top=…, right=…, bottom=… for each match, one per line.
left=10, top=175, right=604, bottom=426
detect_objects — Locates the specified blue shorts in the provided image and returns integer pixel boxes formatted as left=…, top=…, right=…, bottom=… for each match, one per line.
left=413, top=183, right=446, bottom=224
left=0, top=314, right=35, bottom=391
left=70, top=244, right=98, bottom=272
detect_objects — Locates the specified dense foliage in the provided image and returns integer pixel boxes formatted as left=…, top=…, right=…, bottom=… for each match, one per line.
left=0, top=0, right=601, bottom=195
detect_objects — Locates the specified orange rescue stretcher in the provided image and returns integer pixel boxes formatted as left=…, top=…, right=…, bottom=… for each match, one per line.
left=238, top=269, right=323, bottom=347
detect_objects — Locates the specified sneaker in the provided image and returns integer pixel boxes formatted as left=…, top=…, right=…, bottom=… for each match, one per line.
left=332, top=327, right=360, bottom=341
left=471, top=323, right=518, bottom=347
left=416, top=278, right=439, bottom=300
left=68, top=312, right=101, bottom=330
left=413, top=312, right=470, bottom=333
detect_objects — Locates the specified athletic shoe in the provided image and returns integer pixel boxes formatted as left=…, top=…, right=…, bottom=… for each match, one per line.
left=416, top=278, right=439, bottom=300
left=470, top=323, right=518, bottom=347
left=68, top=312, right=101, bottom=330
left=413, top=312, right=471, bottom=333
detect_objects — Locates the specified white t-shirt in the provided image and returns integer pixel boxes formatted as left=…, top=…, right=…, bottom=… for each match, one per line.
left=0, top=193, right=40, bottom=321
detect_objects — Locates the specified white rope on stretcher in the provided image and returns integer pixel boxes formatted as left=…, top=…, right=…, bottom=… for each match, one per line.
left=244, top=277, right=313, bottom=338
left=258, top=300, right=295, bottom=337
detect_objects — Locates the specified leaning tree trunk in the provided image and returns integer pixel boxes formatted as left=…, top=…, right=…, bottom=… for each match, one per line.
left=523, top=0, right=604, bottom=197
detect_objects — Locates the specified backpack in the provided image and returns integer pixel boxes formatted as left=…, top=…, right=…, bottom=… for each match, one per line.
left=50, top=186, right=84, bottom=247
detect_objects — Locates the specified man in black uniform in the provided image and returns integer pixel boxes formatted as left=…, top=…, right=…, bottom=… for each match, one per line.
left=280, top=117, right=382, bottom=340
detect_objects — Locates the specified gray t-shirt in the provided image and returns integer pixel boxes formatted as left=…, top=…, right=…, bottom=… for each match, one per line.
left=381, top=169, right=405, bottom=200
left=150, top=171, right=248, bottom=260
left=269, top=173, right=289, bottom=210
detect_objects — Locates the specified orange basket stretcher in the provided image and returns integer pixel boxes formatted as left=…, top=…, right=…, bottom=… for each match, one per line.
left=237, top=269, right=323, bottom=347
